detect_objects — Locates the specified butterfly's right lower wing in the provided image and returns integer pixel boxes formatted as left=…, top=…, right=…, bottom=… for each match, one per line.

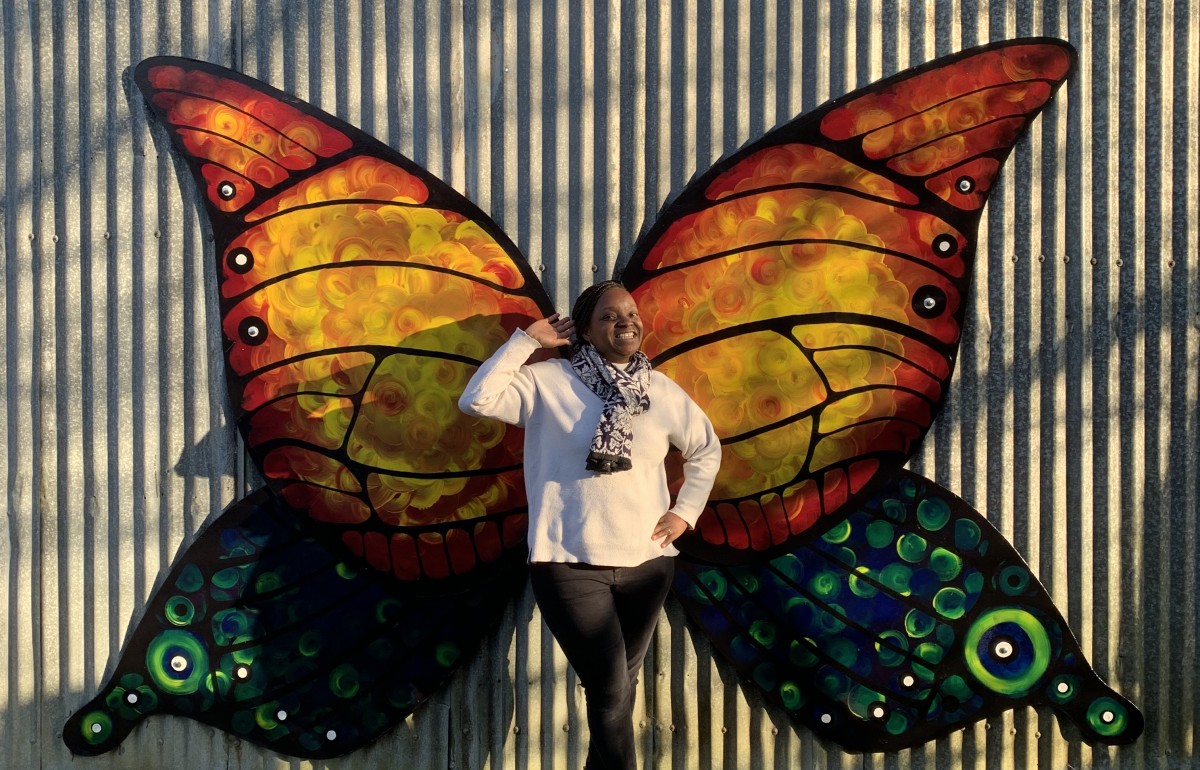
left=672, top=470, right=1143, bottom=751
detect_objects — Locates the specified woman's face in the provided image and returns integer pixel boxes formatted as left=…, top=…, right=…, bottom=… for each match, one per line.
left=583, top=288, right=643, bottom=364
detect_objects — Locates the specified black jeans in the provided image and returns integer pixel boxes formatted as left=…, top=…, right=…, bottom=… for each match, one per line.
left=529, top=557, right=675, bottom=770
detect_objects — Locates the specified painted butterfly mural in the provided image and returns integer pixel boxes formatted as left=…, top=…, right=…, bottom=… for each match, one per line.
left=64, top=38, right=1143, bottom=759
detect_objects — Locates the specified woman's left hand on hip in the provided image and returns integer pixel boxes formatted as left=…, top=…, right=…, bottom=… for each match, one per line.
left=652, top=511, right=689, bottom=548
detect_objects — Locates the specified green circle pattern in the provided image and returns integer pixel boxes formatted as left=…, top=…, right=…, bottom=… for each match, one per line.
left=933, top=587, right=967, bottom=619
left=810, top=571, right=841, bottom=599
left=146, top=630, right=209, bottom=695
left=928, top=548, right=963, bottom=581
left=822, top=520, right=852, bottom=543
left=905, top=609, right=936, bottom=638
left=1086, top=696, right=1129, bottom=737
left=865, top=520, right=894, bottom=548
left=962, top=607, right=1051, bottom=696
left=880, top=563, right=913, bottom=594
left=849, top=570, right=878, bottom=598
left=917, top=498, right=951, bottom=531
left=165, top=596, right=196, bottom=626
left=330, top=663, right=361, bottom=698
left=1047, top=674, right=1078, bottom=704
left=750, top=620, right=778, bottom=647
left=896, top=533, right=928, bottom=562
left=998, top=565, right=1030, bottom=596
left=779, top=680, right=804, bottom=709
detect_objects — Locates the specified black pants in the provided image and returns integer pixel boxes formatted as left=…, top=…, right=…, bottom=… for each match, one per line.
left=529, top=557, right=675, bottom=770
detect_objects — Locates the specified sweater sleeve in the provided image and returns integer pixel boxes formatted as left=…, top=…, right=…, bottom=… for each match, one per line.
left=457, top=329, right=543, bottom=427
left=664, top=383, right=722, bottom=529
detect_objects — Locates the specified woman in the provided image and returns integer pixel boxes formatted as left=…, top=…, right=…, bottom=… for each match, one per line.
left=458, top=280, right=721, bottom=768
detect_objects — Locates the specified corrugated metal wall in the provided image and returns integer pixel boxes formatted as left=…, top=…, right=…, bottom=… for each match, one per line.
left=2, top=1, right=1197, bottom=768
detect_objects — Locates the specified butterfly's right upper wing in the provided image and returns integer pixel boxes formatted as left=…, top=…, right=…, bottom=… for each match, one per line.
left=134, top=58, right=553, bottom=582
left=619, top=40, right=1075, bottom=564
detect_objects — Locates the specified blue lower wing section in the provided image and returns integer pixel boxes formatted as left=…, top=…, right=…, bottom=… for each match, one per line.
left=673, top=470, right=1143, bottom=752
left=64, top=488, right=525, bottom=758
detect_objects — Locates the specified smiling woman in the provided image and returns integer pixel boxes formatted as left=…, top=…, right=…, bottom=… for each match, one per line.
left=458, top=281, right=722, bottom=769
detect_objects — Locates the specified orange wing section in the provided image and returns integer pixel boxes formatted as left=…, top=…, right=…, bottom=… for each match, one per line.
left=621, top=39, right=1073, bottom=563
left=136, top=58, right=552, bottom=582
left=821, top=42, right=1073, bottom=210
left=143, top=64, right=352, bottom=212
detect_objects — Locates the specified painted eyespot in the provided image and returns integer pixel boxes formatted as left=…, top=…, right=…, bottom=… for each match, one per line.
left=1087, top=696, right=1131, bottom=738
left=217, top=181, right=237, bottom=200
left=238, top=317, right=268, bottom=346
left=963, top=607, right=1052, bottom=696
left=932, top=234, right=959, bottom=257
left=912, top=286, right=947, bottom=319
left=146, top=630, right=209, bottom=695
left=79, top=711, right=113, bottom=745
left=1048, top=674, right=1079, bottom=704
left=955, top=176, right=976, bottom=194
left=227, top=248, right=254, bottom=274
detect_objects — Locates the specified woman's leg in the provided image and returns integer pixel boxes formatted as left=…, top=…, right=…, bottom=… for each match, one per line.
left=530, top=559, right=673, bottom=770
left=612, top=557, right=674, bottom=695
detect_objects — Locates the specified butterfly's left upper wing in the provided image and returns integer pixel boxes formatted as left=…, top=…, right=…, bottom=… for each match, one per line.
left=619, top=40, right=1074, bottom=564
left=134, top=58, right=554, bottom=583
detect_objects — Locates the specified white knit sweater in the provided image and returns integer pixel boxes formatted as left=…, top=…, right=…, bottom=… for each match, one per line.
left=458, top=329, right=722, bottom=566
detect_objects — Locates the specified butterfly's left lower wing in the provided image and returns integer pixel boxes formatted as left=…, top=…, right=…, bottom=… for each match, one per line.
left=64, top=489, right=525, bottom=758
left=673, top=470, right=1143, bottom=751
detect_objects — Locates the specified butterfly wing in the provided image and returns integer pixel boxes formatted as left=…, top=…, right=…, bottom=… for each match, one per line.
left=619, top=39, right=1075, bottom=563
left=133, top=58, right=553, bottom=583
left=672, top=470, right=1143, bottom=750
left=64, top=489, right=525, bottom=758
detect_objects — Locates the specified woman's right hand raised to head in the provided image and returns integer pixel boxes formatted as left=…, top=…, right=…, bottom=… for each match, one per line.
left=525, top=313, right=575, bottom=348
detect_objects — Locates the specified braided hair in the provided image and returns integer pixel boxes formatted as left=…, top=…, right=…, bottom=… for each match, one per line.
left=569, top=280, right=625, bottom=349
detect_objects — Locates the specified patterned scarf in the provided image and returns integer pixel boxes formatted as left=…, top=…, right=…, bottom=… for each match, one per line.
left=569, top=342, right=652, bottom=474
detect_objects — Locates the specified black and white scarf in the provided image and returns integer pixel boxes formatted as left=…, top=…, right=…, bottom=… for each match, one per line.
left=569, top=343, right=652, bottom=474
